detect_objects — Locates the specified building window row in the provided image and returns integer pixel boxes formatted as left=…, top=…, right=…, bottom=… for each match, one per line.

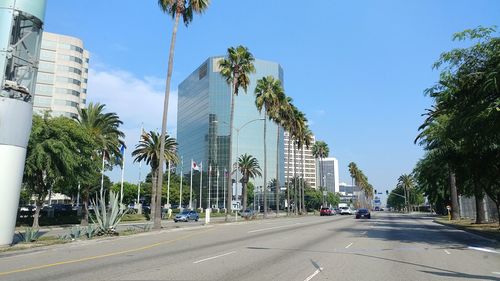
left=58, top=54, right=83, bottom=64
left=57, top=65, right=82, bottom=75
left=55, top=87, right=80, bottom=97
left=60, top=43, right=84, bottom=53
left=54, top=99, right=79, bottom=107
left=56, top=76, right=81, bottom=86
left=40, top=50, right=56, bottom=61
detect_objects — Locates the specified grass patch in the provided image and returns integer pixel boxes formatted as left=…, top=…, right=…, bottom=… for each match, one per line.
left=121, top=213, right=148, bottom=222
left=1, top=237, right=68, bottom=253
left=436, top=218, right=500, bottom=242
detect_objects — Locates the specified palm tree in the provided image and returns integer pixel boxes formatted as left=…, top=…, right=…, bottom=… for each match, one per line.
left=279, top=97, right=294, bottom=215
left=291, top=108, right=307, bottom=214
left=75, top=102, right=124, bottom=226
left=397, top=174, right=415, bottom=213
left=219, top=45, right=255, bottom=221
left=156, top=0, right=210, bottom=229
left=301, top=127, right=313, bottom=213
left=312, top=140, right=329, bottom=205
left=238, top=154, right=262, bottom=210
left=132, top=131, right=178, bottom=221
left=255, top=75, right=285, bottom=218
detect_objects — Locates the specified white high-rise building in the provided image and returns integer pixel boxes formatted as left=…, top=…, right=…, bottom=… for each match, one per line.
left=317, top=157, right=340, bottom=193
left=33, top=32, right=89, bottom=118
left=284, top=131, right=317, bottom=188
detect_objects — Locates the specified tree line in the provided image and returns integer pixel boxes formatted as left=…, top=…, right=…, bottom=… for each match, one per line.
left=413, top=26, right=499, bottom=223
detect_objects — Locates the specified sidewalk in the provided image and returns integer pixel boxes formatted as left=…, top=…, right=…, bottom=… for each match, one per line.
left=434, top=218, right=500, bottom=243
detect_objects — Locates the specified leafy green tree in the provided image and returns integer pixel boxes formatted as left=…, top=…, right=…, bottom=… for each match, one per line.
left=416, top=26, right=500, bottom=223
left=132, top=131, right=178, bottom=221
left=24, top=115, right=95, bottom=227
left=326, top=192, right=340, bottom=207
left=237, top=154, right=262, bottom=210
left=156, top=0, right=210, bottom=229
left=255, top=75, right=285, bottom=217
left=219, top=45, right=255, bottom=220
left=75, top=102, right=124, bottom=225
left=111, top=182, right=140, bottom=205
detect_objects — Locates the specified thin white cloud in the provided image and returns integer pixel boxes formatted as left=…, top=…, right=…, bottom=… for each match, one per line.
left=86, top=67, right=178, bottom=183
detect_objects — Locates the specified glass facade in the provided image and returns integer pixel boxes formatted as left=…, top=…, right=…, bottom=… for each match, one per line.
left=177, top=57, right=285, bottom=209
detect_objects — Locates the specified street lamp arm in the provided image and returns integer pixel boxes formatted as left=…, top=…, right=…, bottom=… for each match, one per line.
left=236, top=118, right=265, bottom=132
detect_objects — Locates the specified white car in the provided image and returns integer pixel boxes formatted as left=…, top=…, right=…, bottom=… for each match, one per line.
left=340, top=206, right=353, bottom=215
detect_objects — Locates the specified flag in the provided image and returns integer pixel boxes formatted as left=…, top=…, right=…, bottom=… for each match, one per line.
left=192, top=160, right=200, bottom=171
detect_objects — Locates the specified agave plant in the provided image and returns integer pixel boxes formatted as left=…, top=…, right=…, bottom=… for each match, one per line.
left=85, top=225, right=97, bottom=239
left=17, top=227, right=41, bottom=243
left=91, top=190, right=128, bottom=236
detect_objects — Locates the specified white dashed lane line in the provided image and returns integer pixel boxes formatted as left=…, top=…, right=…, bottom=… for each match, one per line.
left=444, top=249, right=451, bottom=255
left=467, top=246, right=500, bottom=254
left=193, top=251, right=236, bottom=264
left=303, top=267, right=323, bottom=281
left=345, top=243, right=353, bottom=249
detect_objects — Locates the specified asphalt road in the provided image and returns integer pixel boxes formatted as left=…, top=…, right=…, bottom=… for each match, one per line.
left=1, top=212, right=499, bottom=281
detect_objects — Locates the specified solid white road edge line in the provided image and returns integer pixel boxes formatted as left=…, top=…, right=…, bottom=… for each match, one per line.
left=193, top=251, right=236, bottom=264
left=304, top=267, right=323, bottom=281
left=444, top=249, right=451, bottom=255
left=492, top=272, right=500, bottom=275
left=467, top=246, right=500, bottom=254
left=345, top=243, right=353, bottom=249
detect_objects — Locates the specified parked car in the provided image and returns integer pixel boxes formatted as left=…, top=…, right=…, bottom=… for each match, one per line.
left=239, top=209, right=256, bottom=219
left=320, top=207, right=333, bottom=216
left=340, top=206, right=354, bottom=215
left=174, top=210, right=199, bottom=222
left=355, top=208, right=371, bottom=219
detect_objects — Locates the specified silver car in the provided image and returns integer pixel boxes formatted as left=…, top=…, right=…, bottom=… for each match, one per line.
left=174, top=210, right=199, bottom=222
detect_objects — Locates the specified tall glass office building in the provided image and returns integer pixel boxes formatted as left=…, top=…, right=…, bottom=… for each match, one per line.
left=177, top=57, right=285, bottom=209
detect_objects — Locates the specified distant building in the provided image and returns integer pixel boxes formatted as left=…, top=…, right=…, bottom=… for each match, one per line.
left=284, top=131, right=317, bottom=188
left=33, top=32, right=89, bottom=118
left=317, top=157, right=339, bottom=193
left=339, top=182, right=361, bottom=205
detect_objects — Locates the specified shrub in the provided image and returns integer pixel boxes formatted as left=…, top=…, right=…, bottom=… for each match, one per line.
left=17, top=227, right=41, bottom=243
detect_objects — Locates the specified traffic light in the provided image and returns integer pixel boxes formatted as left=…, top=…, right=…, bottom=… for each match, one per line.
left=386, top=190, right=389, bottom=195
left=375, top=189, right=377, bottom=194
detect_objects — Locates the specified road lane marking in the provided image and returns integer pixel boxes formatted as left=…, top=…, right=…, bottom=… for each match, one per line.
left=248, top=223, right=301, bottom=233
left=444, top=249, right=451, bottom=255
left=0, top=228, right=214, bottom=277
left=492, top=272, right=500, bottom=275
left=304, top=267, right=323, bottom=281
left=345, top=243, right=353, bottom=249
left=193, top=251, right=236, bottom=264
left=360, top=231, right=367, bottom=235
left=468, top=246, right=500, bottom=254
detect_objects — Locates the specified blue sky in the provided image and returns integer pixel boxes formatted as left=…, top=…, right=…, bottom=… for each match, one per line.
left=44, top=0, right=499, bottom=200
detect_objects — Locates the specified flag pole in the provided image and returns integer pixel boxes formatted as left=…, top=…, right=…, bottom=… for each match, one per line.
left=179, top=156, right=183, bottom=210
left=166, top=160, right=171, bottom=208
left=216, top=168, right=219, bottom=210
left=223, top=169, right=226, bottom=212
left=120, top=148, right=125, bottom=204
left=199, top=162, right=203, bottom=210
left=189, top=159, right=193, bottom=209
left=208, top=165, right=212, bottom=209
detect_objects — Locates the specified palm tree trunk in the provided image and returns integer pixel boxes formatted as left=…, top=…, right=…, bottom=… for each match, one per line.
left=321, top=157, right=325, bottom=206
left=449, top=170, right=460, bottom=220
left=263, top=113, right=268, bottom=218
left=293, top=143, right=298, bottom=215
left=80, top=189, right=89, bottom=226
left=275, top=127, right=280, bottom=217
left=151, top=169, right=157, bottom=221
left=242, top=180, right=247, bottom=210
left=155, top=10, right=181, bottom=230
left=226, top=75, right=238, bottom=222
left=301, top=147, right=306, bottom=214
left=286, top=137, right=291, bottom=215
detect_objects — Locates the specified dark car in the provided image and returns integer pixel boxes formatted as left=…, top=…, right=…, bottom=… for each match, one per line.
left=355, top=208, right=371, bottom=219
left=174, top=210, right=199, bottom=222
left=320, top=207, right=333, bottom=216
